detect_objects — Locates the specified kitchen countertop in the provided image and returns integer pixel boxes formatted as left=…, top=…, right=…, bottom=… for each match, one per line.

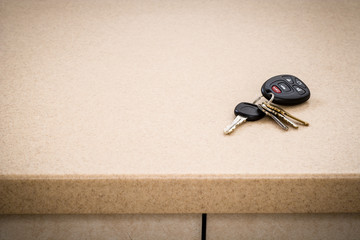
left=1, top=0, right=360, bottom=214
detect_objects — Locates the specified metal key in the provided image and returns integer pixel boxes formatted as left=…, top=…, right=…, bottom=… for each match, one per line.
left=261, top=103, right=298, bottom=128
left=257, top=104, right=288, bottom=131
left=224, top=102, right=265, bottom=134
left=265, top=103, right=309, bottom=126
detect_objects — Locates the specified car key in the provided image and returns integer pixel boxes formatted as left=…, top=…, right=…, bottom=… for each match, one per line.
left=224, top=102, right=265, bottom=134
left=261, top=75, right=310, bottom=105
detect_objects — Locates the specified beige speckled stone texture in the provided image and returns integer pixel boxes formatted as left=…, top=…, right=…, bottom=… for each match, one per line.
left=1, top=0, right=360, bottom=213
left=0, top=214, right=201, bottom=240
left=207, top=214, right=360, bottom=240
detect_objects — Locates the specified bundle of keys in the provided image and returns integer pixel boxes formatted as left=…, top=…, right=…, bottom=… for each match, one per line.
left=224, top=74, right=310, bottom=134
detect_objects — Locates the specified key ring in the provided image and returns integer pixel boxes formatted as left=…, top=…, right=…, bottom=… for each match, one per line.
left=267, top=93, right=274, bottom=104
left=252, top=95, right=262, bottom=104
left=252, top=93, right=274, bottom=105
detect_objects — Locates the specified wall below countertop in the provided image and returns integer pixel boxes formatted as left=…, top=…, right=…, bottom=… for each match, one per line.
left=1, top=214, right=360, bottom=240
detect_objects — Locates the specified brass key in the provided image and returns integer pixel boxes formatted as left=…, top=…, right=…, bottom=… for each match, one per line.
left=261, top=103, right=298, bottom=129
left=257, top=104, right=288, bottom=131
left=265, top=103, right=309, bottom=126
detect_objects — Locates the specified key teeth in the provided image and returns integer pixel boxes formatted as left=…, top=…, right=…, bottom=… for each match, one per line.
left=224, top=126, right=235, bottom=134
left=224, top=129, right=232, bottom=134
left=224, top=116, right=246, bottom=135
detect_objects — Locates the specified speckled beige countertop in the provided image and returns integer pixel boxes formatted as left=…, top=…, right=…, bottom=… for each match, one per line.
left=1, top=0, right=360, bottom=214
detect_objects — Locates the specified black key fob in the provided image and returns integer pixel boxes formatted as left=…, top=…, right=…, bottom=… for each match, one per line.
left=261, top=75, right=310, bottom=105
left=234, top=102, right=265, bottom=121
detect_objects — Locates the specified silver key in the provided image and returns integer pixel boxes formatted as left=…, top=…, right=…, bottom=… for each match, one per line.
left=224, top=115, right=247, bottom=134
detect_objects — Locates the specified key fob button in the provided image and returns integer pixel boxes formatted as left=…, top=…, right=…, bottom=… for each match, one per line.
left=271, top=85, right=282, bottom=93
left=282, top=76, right=294, bottom=84
left=294, top=86, right=305, bottom=95
left=295, top=78, right=304, bottom=87
left=278, top=82, right=291, bottom=92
